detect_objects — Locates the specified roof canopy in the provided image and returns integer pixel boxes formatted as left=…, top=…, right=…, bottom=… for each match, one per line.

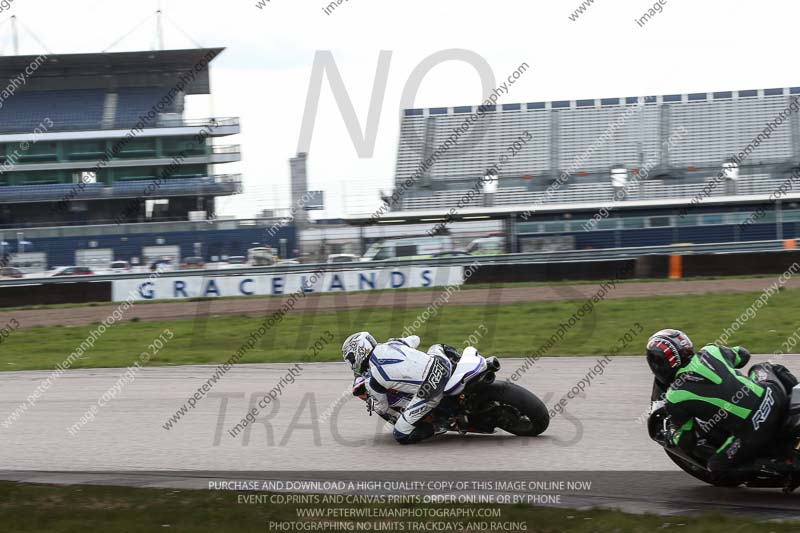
left=0, top=48, right=224, bottom=93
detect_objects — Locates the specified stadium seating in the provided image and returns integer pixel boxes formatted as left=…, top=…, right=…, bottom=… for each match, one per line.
left=400, top=174, right=783, bottom=210
left=115, top=87, right=180, bottom=128
left=669, top=96, right=793, bottom=167
left=394, top=89, right=800, bottom=211
left=0, top=89, right=106, bottom=133
left=0, top=86, right=187, bottom=134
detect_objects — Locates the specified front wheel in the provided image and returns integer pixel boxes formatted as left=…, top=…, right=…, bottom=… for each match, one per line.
left=477, top=382, right=550, bottom=437
left=664, top=449, right=741, bottom=487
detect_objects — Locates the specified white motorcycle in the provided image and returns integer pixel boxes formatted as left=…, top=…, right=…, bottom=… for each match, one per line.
left=354, top=347, right=550, bottom=438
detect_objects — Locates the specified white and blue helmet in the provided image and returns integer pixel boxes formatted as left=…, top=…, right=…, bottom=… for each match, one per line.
left=342, top=332, right=377, bottom=375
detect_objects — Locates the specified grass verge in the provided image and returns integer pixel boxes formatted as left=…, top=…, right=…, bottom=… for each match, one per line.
left=0, top=288, right=798, bottom=371
left=0, top=482, right=793, bottom=533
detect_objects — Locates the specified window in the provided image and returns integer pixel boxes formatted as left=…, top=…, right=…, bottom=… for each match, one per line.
left=622, top=217, right=646, bottom=229
left=77, top=171, right=96, bottom=185
left=373, top=247, right=393, bottom=261
left=396, top=245, right=417, bottom=257
left=701, top=214, right=724, bottom=225
left=19, top=141, right=58, bottom=162
left=649, top=216, right=671, bottom=227
left=116, top=138, right=157, bottom=158
left=163, top=137, right=207, bottom=157
left=543, top=221, right=566, bottom=232
left=115, top=167, right=157, bottom=181
left=66, top=140, right=106, bottom=160
left=595, top=218, right=620, bottom=230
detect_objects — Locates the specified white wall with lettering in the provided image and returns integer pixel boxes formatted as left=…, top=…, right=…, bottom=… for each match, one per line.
left=111, top=266, right=465, bottom=302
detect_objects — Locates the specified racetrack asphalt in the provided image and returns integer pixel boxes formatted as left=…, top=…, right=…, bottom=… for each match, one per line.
left=1, top=355, right=799, bottom=519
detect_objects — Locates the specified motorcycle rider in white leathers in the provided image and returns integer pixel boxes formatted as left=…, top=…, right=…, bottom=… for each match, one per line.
left=342, top=332, right=458, bottom=444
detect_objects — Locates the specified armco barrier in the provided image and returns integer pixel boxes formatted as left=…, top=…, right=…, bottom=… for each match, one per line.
left=0, top=281, right=111, bottom=308
left=633, top=251, right=800, bottom=279
left=680, top=250, right=800, bottom=278
left=633, top=255, right=670, bottom=280
left=463, top=259, right=638, bottom=284
left=2, top=249, right=799, bottom=308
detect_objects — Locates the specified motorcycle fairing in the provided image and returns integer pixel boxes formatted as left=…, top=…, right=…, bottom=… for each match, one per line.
left=445, top=347, right=487, bottom=396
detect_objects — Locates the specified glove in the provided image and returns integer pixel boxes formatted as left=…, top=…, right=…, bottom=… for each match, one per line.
left=441, top=344, right=462, bottom=364
left=773, top=363, right=799, bottom=390
left=733, top=346, right=751, bottom=368
left=651, top=423, right=675, bottom=448
left=378, top=411, right=398, bottom=424
left=352, top=376, right=368, bottom=400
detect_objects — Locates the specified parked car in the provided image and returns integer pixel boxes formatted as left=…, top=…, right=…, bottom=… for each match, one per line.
left=225, top=256, right=248, bottom=265
left=218, top=256, right=249, bottom=269
left=0, top=267, right=24, bottom=278
left=431, top=250, right=471, bottom=258
left=180, top=256, right=206, bottom=269
left=247, top=247, right=276, bottom=266
left=361, top=236, right=454, bottom=261
left=327, top=254, right=360, bottom=263
left=466, top=235, right=506, bottom=256
left=50, top=266, right=94, bottom=277
left=108, top=260, right=131, bottom=272
left=149, top=259, right=174, bottom=272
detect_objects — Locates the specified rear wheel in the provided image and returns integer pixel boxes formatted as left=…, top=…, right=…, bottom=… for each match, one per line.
left=478, top=382, right=549, bottom=436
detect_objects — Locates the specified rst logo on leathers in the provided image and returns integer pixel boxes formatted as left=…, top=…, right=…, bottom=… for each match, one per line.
left=752, top=387, right=774, bottom=430
left=419, top=358, right=448, bottom=399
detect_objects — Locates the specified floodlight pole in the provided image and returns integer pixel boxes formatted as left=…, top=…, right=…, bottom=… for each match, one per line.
left=10, top=15, right=18, bottom=55
left=156, top=9, right=164, bottom=51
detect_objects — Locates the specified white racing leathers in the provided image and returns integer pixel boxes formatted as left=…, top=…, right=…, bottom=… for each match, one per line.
left=365, top=336, right=452, bottom=444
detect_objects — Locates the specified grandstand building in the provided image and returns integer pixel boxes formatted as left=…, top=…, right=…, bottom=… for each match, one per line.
left=0, top=48, right=241, bottom=227
left=393, top=88, right=800, bottom=209
left=362, top=87, right=800, bottom=252
left=0, top=48, right=297, bottom=270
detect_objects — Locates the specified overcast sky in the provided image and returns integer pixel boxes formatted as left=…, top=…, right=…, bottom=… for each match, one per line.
left=5, top=0, right=800, bottom=218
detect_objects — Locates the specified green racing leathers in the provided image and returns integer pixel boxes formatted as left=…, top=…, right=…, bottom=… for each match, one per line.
left=660, top=344, right=793, bottom=484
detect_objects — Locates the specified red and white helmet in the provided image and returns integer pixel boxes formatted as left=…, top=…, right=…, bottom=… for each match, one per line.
left=646, top=329, right=694, bottom=384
